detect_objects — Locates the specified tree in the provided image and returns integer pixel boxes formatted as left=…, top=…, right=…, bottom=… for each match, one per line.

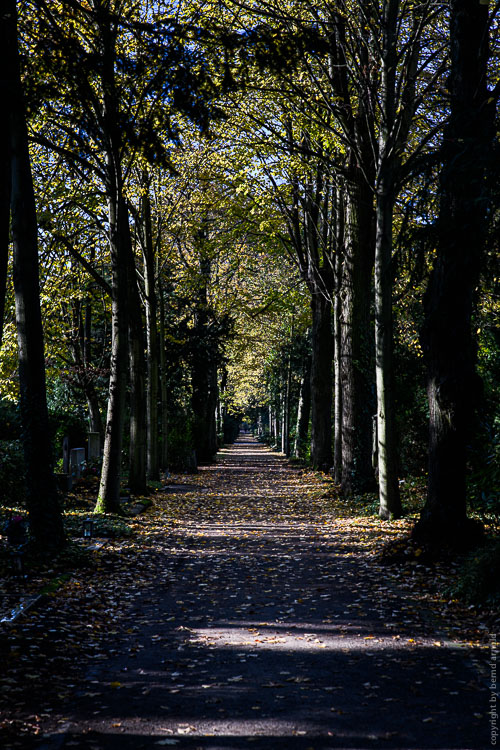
left=3, top=0, right=65, bottom=554
left=25, top=0, right=221, bottom=507
left=414, top=0, right=498, bottom=547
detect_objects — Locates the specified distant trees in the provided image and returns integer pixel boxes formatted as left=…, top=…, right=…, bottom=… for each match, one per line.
left=0, top=0, right=498, bottom=555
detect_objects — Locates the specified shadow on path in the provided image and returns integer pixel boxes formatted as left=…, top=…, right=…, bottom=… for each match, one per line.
left=36, top=435, right=489, bottom=750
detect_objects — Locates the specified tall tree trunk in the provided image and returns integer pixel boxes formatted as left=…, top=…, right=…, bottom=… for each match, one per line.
left=83, top=301, right=104, bottom=440
left=158, top=282, right=169, bottom=472
left=341, top=171, right=376, bottom=495
left=95, top=10, right=147, bottom=508
left=192, top=357, right=218, bottom=463
left=0, top=18, right=10, bottom=346
left=142, top=189, right=160, bottom=480
left=96, top=191, right=129, bottom=513
left=414, top=0, right=494, bottom=546
left=68, top=300, right=103, bottom=442
left=373, top=0, right=402, bottom=519
left=127, top=244, right=148, bottom=494
left=310, top=290, right=333, bottom=470
left=282, top=351, right=292, bottom=457
left=333, top=251, right=342, bottom=484
left=191, top=257, right=218, bottom=464
left=374, top=175, right=402, bottom=519
left=7, top=0, right=65, bottom=554
left=294, top=353, right=311, bottom=459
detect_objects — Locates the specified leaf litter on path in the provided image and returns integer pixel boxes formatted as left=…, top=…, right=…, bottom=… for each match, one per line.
left=0, top=435, right=493, bottom=749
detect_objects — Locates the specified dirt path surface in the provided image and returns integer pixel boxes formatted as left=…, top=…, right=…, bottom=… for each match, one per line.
left=6, top=436, right=492, bottom=749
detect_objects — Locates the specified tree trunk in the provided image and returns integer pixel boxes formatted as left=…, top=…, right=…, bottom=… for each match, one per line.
left=374, top=174, right=402, bottom=519
left=124, top=201, right=148, bottom=494
left=294, top=353, right=311, bottom=459
left=414, top=0, right=493, bottom=547
left=340, top=172, right=376, bottom=494
left=142, top=190, right=160, bottom=481
left=192, top=356, right=218, bottom=463
left=0, top=19, right=10, bottom=346
left=191, top=256, right=218, bottom=464
left=96, top=12, right=146, bottom=509
left=96, top=192, right=129, bottom=513
left=83, top=301, right=104, bottom=440
left=7, top=0, right=65, bottom=554
left=333, top=252, right=342, bottom=484
left=68, top=300, right=104, bottom=442
left=310, top=291, right=333, bottom=471
left=158, top=282, right=169, bottom=472
left=372, top=0, right=402, bottom=520
left=282, top=353, right=292, bottom=457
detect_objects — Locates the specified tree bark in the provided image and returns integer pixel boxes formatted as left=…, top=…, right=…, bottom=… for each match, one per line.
left=310, top=291, right=333, bottom=470
left=333, top=247, right=342, bottom=484
left=83, top=301, right=104, bottom=440
left=68, top=300, right=104, bottom=442
left=373, top=0, right=402, bottom=519
left=96, top=191, right=129, bottom=513
left=7, top=0, right=65, bottom=554
left=0, top=14, right=10, bottom=347
left=294, top=353, right=311, bottom=460
left=95, top=13, right=130, bottom=513
left=340, top=171, right=376, bottom=495
left=127, top=229, right=148, bottom=494
left=414, top=0, right=494, bottom=547
left=142, top=188, right=160, bottom=481
left=158, top=281, right=169, bottom=472
left=282, top=351, right=292, bottom=457
left=374, top=173, right=402, bottom=519
left=191, top=258, right=218, bottom=464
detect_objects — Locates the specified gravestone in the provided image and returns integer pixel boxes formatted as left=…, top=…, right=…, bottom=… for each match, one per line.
left=70, top=447, right=85, bottom=480
left=88, top=432, right=101, bottom=460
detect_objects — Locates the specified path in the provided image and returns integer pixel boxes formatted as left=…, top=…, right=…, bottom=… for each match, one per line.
left=25, top=437, right=492, bottom=748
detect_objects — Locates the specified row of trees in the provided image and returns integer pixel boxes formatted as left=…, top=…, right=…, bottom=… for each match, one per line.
left=1, top=0, right=498, bottom=555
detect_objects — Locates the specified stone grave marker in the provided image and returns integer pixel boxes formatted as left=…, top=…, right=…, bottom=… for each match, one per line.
left=70, top=447, right=85, bottom=480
